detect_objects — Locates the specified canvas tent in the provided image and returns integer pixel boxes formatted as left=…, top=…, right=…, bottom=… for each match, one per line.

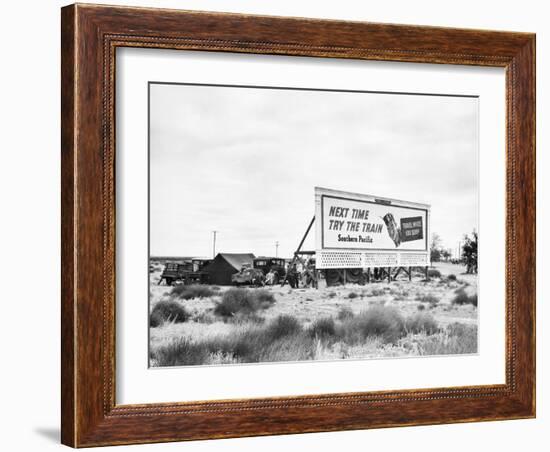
left=202, top=253, right=256, bottom=285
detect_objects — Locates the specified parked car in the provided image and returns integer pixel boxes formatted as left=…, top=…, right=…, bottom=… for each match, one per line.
left=253, top=257, right=286, bottom=284
left=231, top=265, right=265, bottom=286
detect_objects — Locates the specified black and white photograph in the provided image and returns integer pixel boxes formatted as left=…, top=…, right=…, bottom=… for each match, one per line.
left=148, top=82, right=479, bottom=367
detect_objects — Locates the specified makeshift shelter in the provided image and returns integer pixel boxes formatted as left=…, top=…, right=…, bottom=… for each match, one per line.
left=202, top=253, right=256, bottom=285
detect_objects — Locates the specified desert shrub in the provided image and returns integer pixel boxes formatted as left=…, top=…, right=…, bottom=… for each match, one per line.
left=191, top=310, right=217, bottom=324
left=171, top=284, right=215, bottom=300
left=416, top=293, right=439, bottom=305
left=266, top=315, right=302, bottom=340
left=342, top=306, right=405, bottom=344
left=309, top=317, right=336, bottom=338
left=214, top=288, right=275, bottom=317
left=152, top=338, right=209, bottom=366
left=391, top=289, right=410, bottom=301
left=257, top=334, right=316, bottom=363
left=452, top=289, right=478, bottom=306
left=405, top=312, right=439, bottom=335
left=150, top=300, right=190, bottom=327
left=348, top=292, right=358, bottom=299
left=337, top=306, right=355, bottom=321
left=229, top=312, right=266, bottom=325
left=202, top=318, right=308, bottom=363
left=417, top=303, right=426, bottom=311
left=328, top=292, right=337, bottom=298
left=447, top=274, right=457, bottom=281
left=418, top=323, right=478, bottom=355
left=427, top=268, right=441, bottom=278
left=369, top=288, right=385, bottom=297
left=254, top=289, right=276, bottom=306
left=209, top=327, right=264, bottom=360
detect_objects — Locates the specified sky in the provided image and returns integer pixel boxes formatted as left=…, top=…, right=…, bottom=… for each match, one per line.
left=149, top=83, right=478, bottom=259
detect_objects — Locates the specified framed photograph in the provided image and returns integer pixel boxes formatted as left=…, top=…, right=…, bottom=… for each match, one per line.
left=61, top=3, right=535, bottom=447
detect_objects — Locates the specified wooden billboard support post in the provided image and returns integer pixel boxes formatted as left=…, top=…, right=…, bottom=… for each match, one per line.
left=281, top=216, right=316, bottom=287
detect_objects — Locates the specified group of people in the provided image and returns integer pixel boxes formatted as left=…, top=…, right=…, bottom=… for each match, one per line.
left=255, top=260, right=316, bottom=288
left=284, top=259, right=316, bottom=289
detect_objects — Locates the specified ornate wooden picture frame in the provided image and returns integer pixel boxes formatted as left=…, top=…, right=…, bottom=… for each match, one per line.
left=61, top=3, right=535, bottom=447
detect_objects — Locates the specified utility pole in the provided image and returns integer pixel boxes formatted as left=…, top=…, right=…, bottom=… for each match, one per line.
left=275, top=241, right=279, bottom=257
left=212, top=230, right=218, bottom=259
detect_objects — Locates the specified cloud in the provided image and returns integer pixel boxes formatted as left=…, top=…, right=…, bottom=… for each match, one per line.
left=150, top=84, right=478, bottom=257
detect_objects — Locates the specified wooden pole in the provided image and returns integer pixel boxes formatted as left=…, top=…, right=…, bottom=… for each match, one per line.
left=408, top=266, right=412, bottom=281
left=282, top=216, right=315, bottom=287
left=296, top=216, right=315, bottom=254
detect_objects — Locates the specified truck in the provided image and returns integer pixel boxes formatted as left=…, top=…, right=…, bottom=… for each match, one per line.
left=158, top=259, right=211, bottom=286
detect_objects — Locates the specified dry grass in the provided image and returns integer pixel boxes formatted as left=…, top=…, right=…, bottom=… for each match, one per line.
left=309, top=317, right=336, bottom=339
left=149, top=263, right=478, bottom=366
left=417, top=323, right=478, bottom=355
left=266, top=314, right=302, bottom=339
left=150, top=306, right=475, bottom=366
left=170, top=284, right=216, bottom=300
left=336, top=306, right=354, bottom=321
left=337, top=306, right=406, bottom=345
left=405, top=312, right=439, bottom=335
left=416, top=293, right=440, bottom=304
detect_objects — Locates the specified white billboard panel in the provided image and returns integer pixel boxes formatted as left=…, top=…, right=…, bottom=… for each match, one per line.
left=315, top=187, right=430, bottom=269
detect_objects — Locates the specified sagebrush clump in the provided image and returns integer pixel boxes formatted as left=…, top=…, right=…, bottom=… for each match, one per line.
left=418, top=323, right=478, bottom=355
left=170, top=284, right=215, bottom=300
left=309, top=317, right=336, bottom=338
left=214, top=288, right=276, bottom=317
left=416, top=293, right=439, bottom=305
left=337, top=306, right=354, bottom=321
left=150, top=300, right=190, bottom=327
left=452, top=289, right=478, bottom=306
left=152, top=337, right=209, bottom=366
left=266, top=315, right=302, bottom=339
left=405, top=312, right=439, bottom=335
left=341, top=305, right=405, bottom=344
left=427, top=268, right=441, bottom=278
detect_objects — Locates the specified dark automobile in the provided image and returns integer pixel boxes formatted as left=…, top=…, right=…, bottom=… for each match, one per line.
left=253, top=257, right=286, bottom=284
left=231, top=265, right=265, bottom=286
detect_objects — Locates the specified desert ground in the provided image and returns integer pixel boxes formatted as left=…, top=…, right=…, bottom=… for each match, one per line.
left=149, top=261, right=478, bottom=367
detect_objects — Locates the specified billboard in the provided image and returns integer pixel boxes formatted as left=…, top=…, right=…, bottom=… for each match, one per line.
left=315, top=187, right=430, bottom=269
